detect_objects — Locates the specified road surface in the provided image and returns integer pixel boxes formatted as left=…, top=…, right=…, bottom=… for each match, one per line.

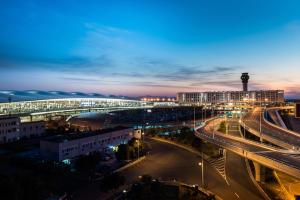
left=197, top=117, right=300, bottom=178
left=242, top=107, right=300, bottom=149
left=121, top=138, right=263, bottom=200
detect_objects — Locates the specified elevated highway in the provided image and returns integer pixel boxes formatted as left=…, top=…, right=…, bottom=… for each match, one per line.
left=196, top=118, right=300, bottom=179
left=266, top=107, right=288, bottom=129
left=241, top=107, right=300, bottom=150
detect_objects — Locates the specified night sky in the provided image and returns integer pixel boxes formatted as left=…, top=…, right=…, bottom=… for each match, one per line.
left=0, top=0, right=300, bottom=97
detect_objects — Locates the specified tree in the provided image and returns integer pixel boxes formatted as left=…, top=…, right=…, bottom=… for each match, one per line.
left=179, top=126, right=195, bottom=145
left=116, top=143, right=136, bottom=160
left=74, top=152, right=101, bottom=172
left=100, top=173, right=125, bottom=192
left=218, top=121, right=226, bottom=133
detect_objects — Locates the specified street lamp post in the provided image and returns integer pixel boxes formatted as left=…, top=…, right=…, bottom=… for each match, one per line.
left=212, top=108, right=215, bottom=139
left=142, top=132, right=145, bottom=143
left=243, top=119, right=246, bottom=138
left=225, top=115, right=228, bottom=135
left=259, top=94, right=263, bottom=143
left=201, top=106, right=204, bottom=123
left=198, top=152, right=204, bottom=188
left=194, top=105, right=196, bottom=129
left=259, top=95, right=268, bottom=143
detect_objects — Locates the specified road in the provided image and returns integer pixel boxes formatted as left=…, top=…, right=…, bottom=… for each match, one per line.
left=266, top=108, right=287, bottom=129
left=197, top=117, right=300, bottom=178
left=242, top=107, right=300, bottom=149
left=121, top=138, right=263, bottom=200
left=224, top=119, right=263, bottom=200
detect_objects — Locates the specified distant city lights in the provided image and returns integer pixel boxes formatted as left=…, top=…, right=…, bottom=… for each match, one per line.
left=141, top=97, right=176, bottom=102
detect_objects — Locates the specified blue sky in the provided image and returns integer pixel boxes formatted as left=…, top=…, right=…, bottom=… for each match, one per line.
left=0, top=0, right=300, bottom=97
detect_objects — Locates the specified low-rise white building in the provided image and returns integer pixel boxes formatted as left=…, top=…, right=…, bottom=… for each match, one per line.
left=20, top=121, right=45, bottom=138
left=0, top=115, right=45, bottom=143
left=0, top=115, right=20, bottom=143
left=40, top=127, right=137, bottom=161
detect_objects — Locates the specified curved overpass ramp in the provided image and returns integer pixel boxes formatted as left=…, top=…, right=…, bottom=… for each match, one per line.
left=196, top=118, right=300, bottom=179
left=241, top=107, right=300, bottom=150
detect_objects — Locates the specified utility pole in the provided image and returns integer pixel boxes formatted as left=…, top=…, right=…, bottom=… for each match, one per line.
left=258, top=93, right=263, bottom=143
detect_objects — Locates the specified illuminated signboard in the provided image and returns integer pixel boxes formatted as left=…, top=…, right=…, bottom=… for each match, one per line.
left=295, top=103, right=300, bottom=118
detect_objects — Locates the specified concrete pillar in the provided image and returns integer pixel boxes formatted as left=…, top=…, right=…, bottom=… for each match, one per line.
left=253, top=161, right=265, bottom=183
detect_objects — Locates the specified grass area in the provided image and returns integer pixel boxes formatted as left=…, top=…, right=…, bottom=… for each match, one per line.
left=150, top=126, right=221, bottom=158
left=217, top=121, right=226, bottom=134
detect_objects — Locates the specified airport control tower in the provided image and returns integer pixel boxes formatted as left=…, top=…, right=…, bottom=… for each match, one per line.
left=241, top=73, right=249, bottom=91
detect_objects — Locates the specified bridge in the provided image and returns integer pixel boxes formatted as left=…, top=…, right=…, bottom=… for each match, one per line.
left=241, top=107, right=300, bottom=150
left=196, top=117, right=300, bottom=181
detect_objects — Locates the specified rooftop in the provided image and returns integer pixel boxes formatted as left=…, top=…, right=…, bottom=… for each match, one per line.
left=42, top=126, right=132, bottom=143
left=0, top=90, right=137, bottom=103
left=0, top=115, right=20, bottom=120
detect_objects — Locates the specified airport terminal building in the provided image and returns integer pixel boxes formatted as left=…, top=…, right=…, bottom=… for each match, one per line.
left=177, top=90, right=284, bottom=105
left=177, top=73, right=284, bottom=105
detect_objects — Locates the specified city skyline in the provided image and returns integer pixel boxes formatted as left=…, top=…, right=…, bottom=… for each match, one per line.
left=1, top=0, right=300, bottom=98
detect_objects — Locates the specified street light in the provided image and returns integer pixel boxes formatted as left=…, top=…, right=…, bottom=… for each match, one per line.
left=194, top=105, right=196, bottom=129
left=212, top=109, right=215, bottom=139
left=225, top=115, right=228, bottom=135
left=258, top=93, right=263, bottom=143
left=259, top=96, right=268, bottom=143
left=142, top=132, right=145, bottom=143
left=198, top=152, right=204, bottom=188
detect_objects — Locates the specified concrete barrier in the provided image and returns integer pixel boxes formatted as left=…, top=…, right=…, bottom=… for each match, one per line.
left=263, top=109, right=300, bottom=142
left=114, top=156, right=146, bottom=173
left=239, top=119, right=293, bottom=149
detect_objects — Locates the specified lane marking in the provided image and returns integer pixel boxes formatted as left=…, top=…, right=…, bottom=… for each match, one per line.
left=234, top=192, right=240, bottom=198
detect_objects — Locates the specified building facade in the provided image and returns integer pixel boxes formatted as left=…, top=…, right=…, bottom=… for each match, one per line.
left=20, top=121, right=45, bottom=138
left=0, top=115, right=45, bottom=143
left=0, top=116, right=20, bottom=143
left=177, top=90, right=284, bottom=105
left=40, top=127, right=137, bottom=161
